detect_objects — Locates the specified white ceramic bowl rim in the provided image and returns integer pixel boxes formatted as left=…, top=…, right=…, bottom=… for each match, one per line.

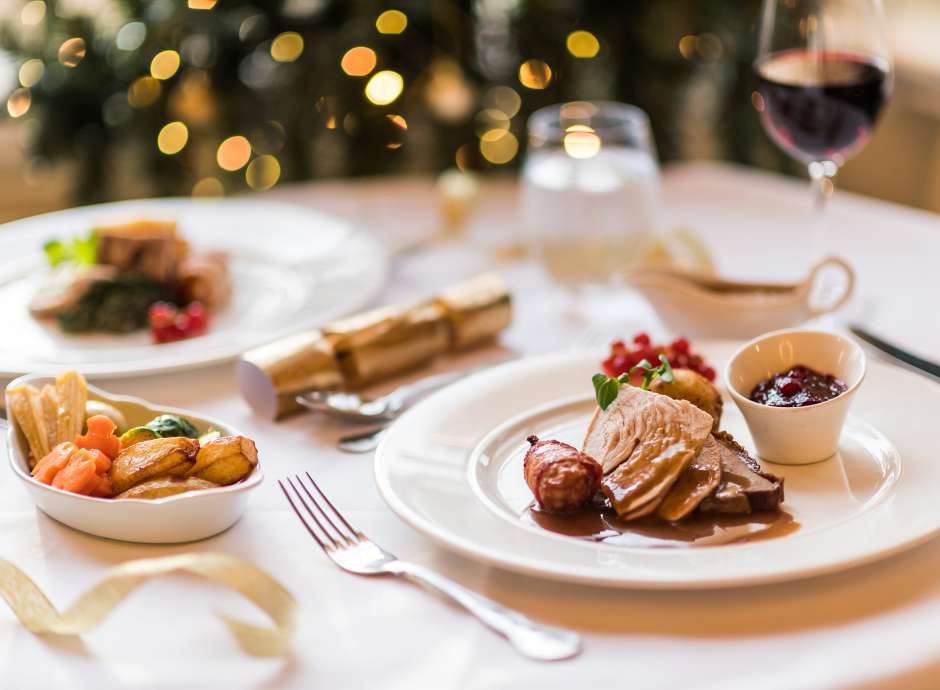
left=5, top=374, right=263, bottom=506
left=724, top=328, right=867, bottom=414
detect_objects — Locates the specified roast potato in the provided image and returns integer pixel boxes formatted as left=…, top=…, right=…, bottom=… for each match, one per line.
left=649, top=368, right=723, bottom=431
left=116, top=476, right=217, bottom=499
left=110, top=436, right=198, bottom=494
left=188, top=436, right=258, bottom=486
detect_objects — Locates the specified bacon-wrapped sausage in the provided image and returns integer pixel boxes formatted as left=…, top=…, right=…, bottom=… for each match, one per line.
left=524, top=435, right=602, bottom=513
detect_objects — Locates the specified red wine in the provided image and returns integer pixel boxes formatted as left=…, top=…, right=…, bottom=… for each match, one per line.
left=754, top=49, right=890, bottom=163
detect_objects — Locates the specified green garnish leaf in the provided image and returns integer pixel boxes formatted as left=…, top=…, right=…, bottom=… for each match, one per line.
left=592, top=373, right=621, bottom=410
left=630, top=354, right=675, bottom=390
left=657, top=354, right=675, bottom=383
left=593, top=355, right=678, bottom=409
left=43, top=239, right=67, bottom=267
left=42, top=231, right=97, bottom=268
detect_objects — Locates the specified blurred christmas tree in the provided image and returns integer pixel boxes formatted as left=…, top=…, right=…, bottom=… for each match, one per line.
left=0, top=0, right=792, bottom=204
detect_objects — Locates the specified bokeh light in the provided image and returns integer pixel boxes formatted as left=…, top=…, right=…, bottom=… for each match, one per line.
left=245, top=155, right=281, bottom=190
left=151, top=50, right=181, bottom=80
left=7, top=89, right=31, bottom=118
left=116, top=22, right=147, bottom=51
left=563, top=124, right=601, bottom=159
left=58, top=38, right=86, bottom=68
left=475, top=108, right=510, bottom=136
left=341, top=47, right=377, bottom=76
left=157, top=121, right=189, bottom=155
left=127, top=76, right=161, bottom=107
left=20, top=1, right=45, bottom=26
left=376, top=10, right=407, bottom=34
left=479, top=130, right=518, bottom=164
left=678, top=35, right=696, bottom=60
left=566, top=30, right=600, bottom=58
left=385, top=114, right=407, bottom=149
left=188, top=0, right=218, bottom=9
left=483, top=86, right=521, bottom=118
left=365, top=70, right=403, bottom=105
left=192, top=177, right=224, bottom=197
left=217, top=135, right=252, bottom=170
left=18, top=59, right=44, bottom=88
left=271, top=32, right=304, bottom=62
left=424, top=59, right=473, bottom=122
left=518, top=59, right=552, bottom=89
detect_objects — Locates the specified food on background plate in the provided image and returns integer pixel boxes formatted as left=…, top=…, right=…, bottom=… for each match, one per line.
left=523, top=436, right=602, bottom=513
left=8, top=370, right=258, bottom=500
left=28, top=219, right=230, bottom=343
left=749, top=365, right=847, bottom=407
left=523, top=349, right=786, bottom=546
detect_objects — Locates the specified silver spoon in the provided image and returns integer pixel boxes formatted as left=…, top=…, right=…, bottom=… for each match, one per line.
left=296, top=366, right=487, bottom=424
left=337, top=426, right=388, bottom=453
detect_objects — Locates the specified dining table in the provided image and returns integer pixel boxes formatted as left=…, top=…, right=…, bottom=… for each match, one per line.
left=3, top=160, right=940, bottom=690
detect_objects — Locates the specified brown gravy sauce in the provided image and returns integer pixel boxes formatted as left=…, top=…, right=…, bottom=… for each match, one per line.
left=526, top=497, right=800, bottom=548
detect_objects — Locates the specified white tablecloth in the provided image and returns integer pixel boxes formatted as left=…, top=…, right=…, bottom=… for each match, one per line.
left=3, top=162, right=940, bottom=690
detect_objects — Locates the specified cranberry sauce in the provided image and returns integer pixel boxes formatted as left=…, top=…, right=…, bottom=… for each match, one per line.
left=749, top=365, right=847, bottom=407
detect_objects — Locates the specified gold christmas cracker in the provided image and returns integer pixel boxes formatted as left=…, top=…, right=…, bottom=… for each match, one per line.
left=323, top=301, right=451, bottom=387
left=0, top=552, right=297, bottom=657
left=237, top=329, right=344, bottom=419
left=434, top=273, right=512, bottom=349
left=238, top=272, right=512, bottom=419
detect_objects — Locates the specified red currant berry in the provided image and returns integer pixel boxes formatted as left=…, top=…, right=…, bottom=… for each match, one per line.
left=671, top=337, right=690, bottom=354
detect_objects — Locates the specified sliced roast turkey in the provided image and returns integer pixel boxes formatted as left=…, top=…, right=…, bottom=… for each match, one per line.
left=583, top=385, right=713, bottom=519
left=697, top=431, right=785, bottom=514
left=655, top=434, right=722, bottom=522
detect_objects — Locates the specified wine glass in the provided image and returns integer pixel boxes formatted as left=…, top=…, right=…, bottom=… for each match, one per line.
left=754, top=0, right=893, bottom=259
left=520, top=101, right=662, bottom=319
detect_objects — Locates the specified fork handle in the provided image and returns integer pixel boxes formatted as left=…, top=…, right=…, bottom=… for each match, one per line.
left=385, top=560, right=581, bottom=661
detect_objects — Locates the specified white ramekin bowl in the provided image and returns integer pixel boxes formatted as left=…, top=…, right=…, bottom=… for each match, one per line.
left=725, top=329, right=866, bottom=465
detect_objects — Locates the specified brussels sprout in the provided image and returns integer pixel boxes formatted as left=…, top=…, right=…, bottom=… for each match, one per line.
left=119, top=426, right=159, bottom=448
left=144, top=414, right=199, bottom=439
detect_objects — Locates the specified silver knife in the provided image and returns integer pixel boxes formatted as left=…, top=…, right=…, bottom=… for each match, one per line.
left=849, top=325, right=940, bottom=381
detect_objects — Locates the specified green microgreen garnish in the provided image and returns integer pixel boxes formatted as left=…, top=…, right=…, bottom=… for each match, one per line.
left=592, top=372, right=629, bottom=410
left=592, top=355, right=675, bottom=410
left=43, top=231, right=97, bottom=268
left=631, top=354, right=675, bottom=390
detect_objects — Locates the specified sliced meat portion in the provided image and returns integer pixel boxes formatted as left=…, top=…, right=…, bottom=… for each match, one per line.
left=176, top=251, right=230, bottom=309
left=583, top=386, right=713, bottom=519
left=29, top=264, right=118, bottom=318
left=523, top=436, right=602, bottom=513
left=95, top=220, right=188, bottom=282
left=656, top=435, right=722, bottom=522
left=698, top=431, right=785, bottom=514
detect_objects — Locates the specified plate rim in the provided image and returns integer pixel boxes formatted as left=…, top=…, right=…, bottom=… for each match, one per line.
left=374, top=349, right=940, bottom=589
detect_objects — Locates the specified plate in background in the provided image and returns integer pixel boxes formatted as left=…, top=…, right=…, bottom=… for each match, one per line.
left=0, top=197, right=386, bottom=378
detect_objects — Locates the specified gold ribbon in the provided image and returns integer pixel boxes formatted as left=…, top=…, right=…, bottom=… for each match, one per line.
left=0, top=552, right=297, bottom=656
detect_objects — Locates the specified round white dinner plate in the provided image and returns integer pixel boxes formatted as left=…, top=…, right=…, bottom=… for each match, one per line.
left=375, top=344, right=940, bottom=588
left=0, top=197, right=386, bottom=378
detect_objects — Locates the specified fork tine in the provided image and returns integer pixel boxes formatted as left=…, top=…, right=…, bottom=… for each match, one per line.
left=295, top=473, right=358, bottom=546
left=305, top=471, right=363, bottom=538
left=284, top=476, right=342, bottom=549
left=277, top=479, right=328, bottom=551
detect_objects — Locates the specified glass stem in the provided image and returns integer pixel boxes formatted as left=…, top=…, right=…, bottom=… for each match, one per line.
left=808, top=161, right=837, bottom=261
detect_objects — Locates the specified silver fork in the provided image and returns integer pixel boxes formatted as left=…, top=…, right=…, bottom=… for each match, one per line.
left=278, top=472, right=582, bottom=661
